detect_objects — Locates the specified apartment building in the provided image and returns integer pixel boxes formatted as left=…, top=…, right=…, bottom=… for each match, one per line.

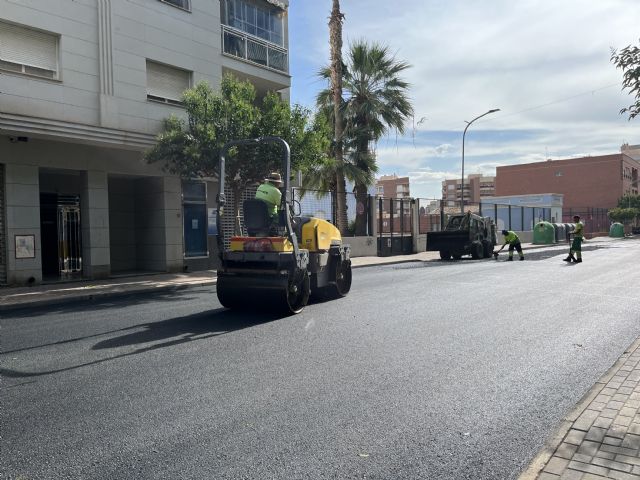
left=375, top=174, right=410, bottom=198
left=495, top=151, right=639, bottom=210
left=0, top=0, right=290, bottom=285
left=441, top=174, right=495, bottom=207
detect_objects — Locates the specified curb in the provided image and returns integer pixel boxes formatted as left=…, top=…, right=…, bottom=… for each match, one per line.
left=0, top=241, right=614, bottom=313
left=517, top=335, right=640, bottom=479
left=0, top=280, right=217, bottom=314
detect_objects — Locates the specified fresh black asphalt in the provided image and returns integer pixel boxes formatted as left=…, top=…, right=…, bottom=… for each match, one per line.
left=2, top=239, right=639, bottom=479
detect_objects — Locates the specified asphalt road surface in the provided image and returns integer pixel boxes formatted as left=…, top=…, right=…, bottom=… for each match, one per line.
left=2, top=239, right=640, bottom=479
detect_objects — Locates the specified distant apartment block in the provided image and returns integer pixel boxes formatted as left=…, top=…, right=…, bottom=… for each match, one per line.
left=441, top=174, right=495, bottom=206
left=376, top=174, right=410, bottom=198
left=0, top=0, right=290, bottom=285
left=495, top=150, right=639, bottom=210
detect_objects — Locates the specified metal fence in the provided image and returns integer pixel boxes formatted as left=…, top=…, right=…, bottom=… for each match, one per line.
left=293, top=188, right=370, bottom=236
left=562, top=207, right=610, bottom=235
left=416, top=198, right=609, bottom=235
left=378, top=197, right=413, bottom=235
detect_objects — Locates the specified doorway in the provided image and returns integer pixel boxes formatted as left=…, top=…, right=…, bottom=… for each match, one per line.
left=40, top=193, right=82, bottom=280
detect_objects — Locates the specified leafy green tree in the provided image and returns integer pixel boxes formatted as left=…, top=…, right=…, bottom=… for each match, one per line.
left=617, top=194, right=640, bottom=209
left=611, top=40, right=640, bottom=120
left=318, top=40, right=414, bottom=235
left=146, top=75, right=325, bottom=229
left=612, top=195, right=640, bottom=229
left=608, top=207, right=638, bottom=225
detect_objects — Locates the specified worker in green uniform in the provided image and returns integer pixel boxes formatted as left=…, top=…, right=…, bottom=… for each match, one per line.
left=496, top=229, right=524, bottom=261
left=255, top=172, right=283, bottom=221
left=564, top=215, right=584, bottom=263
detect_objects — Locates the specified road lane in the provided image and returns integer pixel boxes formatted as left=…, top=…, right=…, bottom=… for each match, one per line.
left=2, top=239, right=639, bottom=479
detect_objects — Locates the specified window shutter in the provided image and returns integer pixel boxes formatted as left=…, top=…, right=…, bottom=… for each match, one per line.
left=146, top=61, right=190, bottom=102
left=0, top=22, right=58, bottom=72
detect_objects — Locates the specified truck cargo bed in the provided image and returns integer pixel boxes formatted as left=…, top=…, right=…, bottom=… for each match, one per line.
left=426, top=231, right=470, bottom=251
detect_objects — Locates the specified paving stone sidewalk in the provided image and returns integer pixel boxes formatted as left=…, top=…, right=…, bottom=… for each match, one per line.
left=521, top=337, right=640, bottom=480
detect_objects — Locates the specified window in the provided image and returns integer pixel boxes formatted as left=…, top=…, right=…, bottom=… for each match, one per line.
left=182, top=181, right=208, bottom=258
left=159, top=0, right=190, bottom=11
left=0, top=22, right=59, bottom=79
left=146, top=60, right=191, bottom=105
left=223, top=0, right=284, bottom=46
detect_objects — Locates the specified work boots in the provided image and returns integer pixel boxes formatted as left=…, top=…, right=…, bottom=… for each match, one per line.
left=563, top=254, right=576, bottom=263
left=574, top=258, right=582, bottom=263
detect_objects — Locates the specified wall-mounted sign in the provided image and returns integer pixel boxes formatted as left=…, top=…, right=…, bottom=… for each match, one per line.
left=15, top=235, right=35, bottom=259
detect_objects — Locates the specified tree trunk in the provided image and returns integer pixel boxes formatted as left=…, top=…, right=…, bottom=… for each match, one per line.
left=354, top=183, right=369, bottom=236
left=354, top=137, right=371, bottom=236
left=329, top=0, right=347, bottom=234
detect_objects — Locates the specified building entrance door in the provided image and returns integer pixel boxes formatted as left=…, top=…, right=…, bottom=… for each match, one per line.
left=40, top=194, right=82, bottom=279
left=0, top=164, right=6, bottom=285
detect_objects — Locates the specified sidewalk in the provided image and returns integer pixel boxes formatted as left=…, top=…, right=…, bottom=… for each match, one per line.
left=0, top=250, right=441, bottom=312
left=520, top=336, right=640, bottom=480
left=0, top=239, right=604, bottom=312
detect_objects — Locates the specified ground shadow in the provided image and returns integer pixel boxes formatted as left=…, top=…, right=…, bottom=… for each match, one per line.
left=0, top=307, right=284, bottom=379
left=2, top=285, right=211, bottom=319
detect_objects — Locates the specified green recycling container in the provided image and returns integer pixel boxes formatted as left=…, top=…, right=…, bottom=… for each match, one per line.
left=609, top=222, right=624, bottom=238
left=533, top=221, right=555, bottom=244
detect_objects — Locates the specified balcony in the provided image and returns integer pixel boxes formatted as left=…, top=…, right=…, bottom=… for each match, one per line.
left=222, top=25, right=288, bottom=74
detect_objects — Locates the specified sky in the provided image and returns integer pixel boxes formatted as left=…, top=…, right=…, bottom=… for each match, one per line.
left=286, top=0, right=640, bottom=199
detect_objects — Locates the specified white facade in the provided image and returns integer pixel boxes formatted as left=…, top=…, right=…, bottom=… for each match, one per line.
left=0, top=0, right=290, bottom=285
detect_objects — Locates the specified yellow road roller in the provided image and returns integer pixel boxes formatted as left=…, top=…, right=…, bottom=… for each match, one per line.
left=215, top=137, right=352, bottom=314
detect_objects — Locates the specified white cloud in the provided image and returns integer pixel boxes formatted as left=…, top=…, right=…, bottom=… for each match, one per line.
left=289, top=0, right=640, bottom=197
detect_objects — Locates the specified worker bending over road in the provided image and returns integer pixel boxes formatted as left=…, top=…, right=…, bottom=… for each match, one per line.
left=496, top=229, right=524, bottom=261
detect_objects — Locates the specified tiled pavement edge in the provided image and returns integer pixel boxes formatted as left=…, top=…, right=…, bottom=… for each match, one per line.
left=519, top=336, right=640, bottom=480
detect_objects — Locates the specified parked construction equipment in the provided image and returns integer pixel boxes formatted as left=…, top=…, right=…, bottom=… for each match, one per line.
left=215, top=137, right=352, bottom=314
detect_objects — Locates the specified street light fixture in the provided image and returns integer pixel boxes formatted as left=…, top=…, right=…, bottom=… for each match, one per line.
left=461, top=108, right=500, bottom=213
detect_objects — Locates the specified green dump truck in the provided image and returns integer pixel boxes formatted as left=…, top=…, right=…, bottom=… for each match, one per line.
left=427, top=212, right=497, bottom=260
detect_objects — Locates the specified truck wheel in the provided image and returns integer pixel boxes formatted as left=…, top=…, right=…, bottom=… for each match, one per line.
left=471, top=241, right=483, bottom=259
left=439, top=250, right=451, bottom=260
left=482, top=240, right=493, bottom=258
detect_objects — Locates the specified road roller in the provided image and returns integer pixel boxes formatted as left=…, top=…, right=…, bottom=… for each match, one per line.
left=215, top=137, right=352, bottom=314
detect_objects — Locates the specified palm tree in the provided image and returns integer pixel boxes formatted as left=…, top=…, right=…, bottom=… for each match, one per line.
left=318, top=40, right=413, bottom=235
left=301, top=109, right=372, bottom=230
left=328, top=0, right=348, bottom=234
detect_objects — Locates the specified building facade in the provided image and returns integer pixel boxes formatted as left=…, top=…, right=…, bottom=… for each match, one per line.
left=495, top=152, right=639, bottom=210
left=375, top=174, right=410, bottom=198
left=0, top=0, right=290, bottom=285
left=441, top=174, right=495, bottom=207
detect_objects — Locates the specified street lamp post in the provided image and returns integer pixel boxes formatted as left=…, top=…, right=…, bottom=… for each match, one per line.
left=461, top=108, right=500, bottom=213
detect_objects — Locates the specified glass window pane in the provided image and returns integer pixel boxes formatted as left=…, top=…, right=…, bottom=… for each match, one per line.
left=183, top=181, right=206, bottom=202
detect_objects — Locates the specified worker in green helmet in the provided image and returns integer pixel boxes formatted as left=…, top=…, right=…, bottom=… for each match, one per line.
left=255, top=172, right=283, bottom=221
left=495, top=229, right=524, bottom=261
left=564, top=215, right=584, bottom=263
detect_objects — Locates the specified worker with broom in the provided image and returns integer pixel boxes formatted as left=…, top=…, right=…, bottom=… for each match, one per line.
left=494, top=229, right=525, bottom=261
left=563, top=215, right=584, bottom=263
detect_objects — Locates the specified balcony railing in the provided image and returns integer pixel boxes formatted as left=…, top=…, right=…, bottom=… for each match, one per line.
left=222, top=25, right=288, bottom=74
